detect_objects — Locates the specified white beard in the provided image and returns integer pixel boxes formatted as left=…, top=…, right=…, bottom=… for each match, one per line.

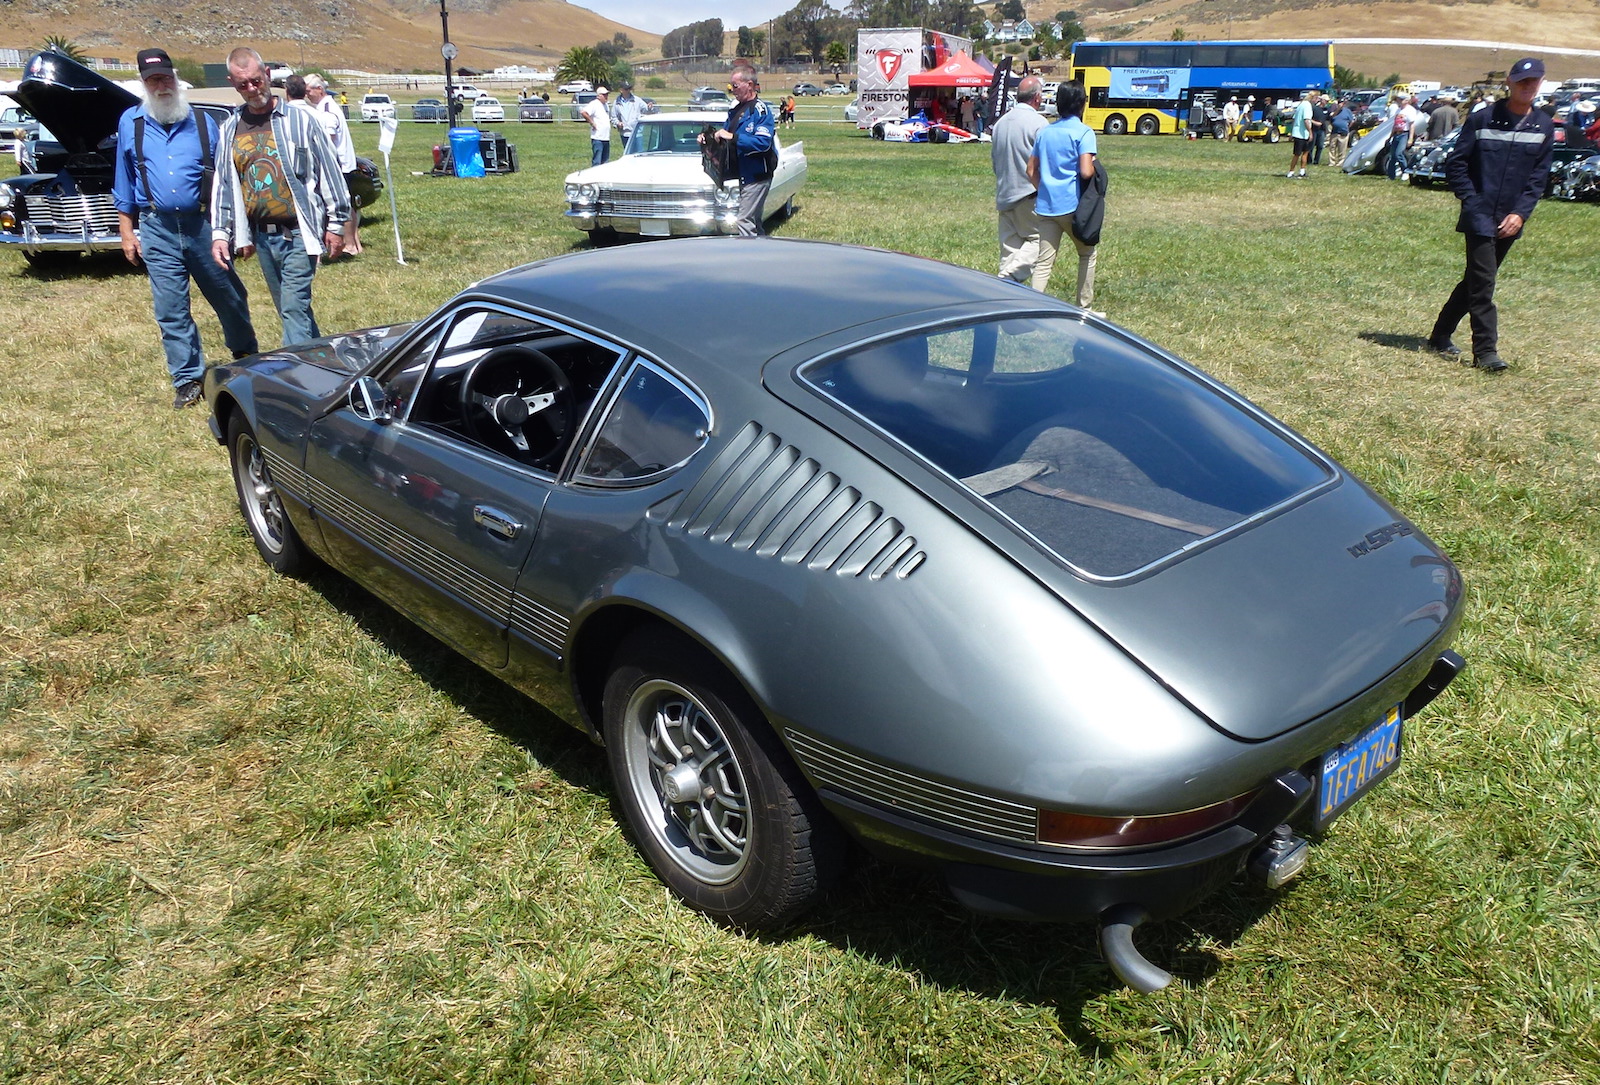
left=146, top=88, right=191, bottom=127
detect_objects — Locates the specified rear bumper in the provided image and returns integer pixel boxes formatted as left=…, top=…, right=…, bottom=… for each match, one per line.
left=822, top=769, right=1315, bottom=923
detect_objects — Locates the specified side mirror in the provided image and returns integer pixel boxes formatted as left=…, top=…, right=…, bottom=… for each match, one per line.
left=348, top=376, right=392, bottom=423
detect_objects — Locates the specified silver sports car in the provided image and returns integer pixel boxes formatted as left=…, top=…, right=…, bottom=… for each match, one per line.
left=206, top=238, right=1464, bottom=991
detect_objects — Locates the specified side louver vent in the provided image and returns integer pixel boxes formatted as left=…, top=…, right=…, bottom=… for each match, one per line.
left=668, top=422, right=924, bottom=579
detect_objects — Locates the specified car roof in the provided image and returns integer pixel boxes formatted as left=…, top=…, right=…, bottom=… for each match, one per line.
left=477, top=238, right=1060, bottom=374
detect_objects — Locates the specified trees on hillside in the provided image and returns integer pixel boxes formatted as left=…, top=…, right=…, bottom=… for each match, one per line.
left=662, top=19, right=725, bottom=60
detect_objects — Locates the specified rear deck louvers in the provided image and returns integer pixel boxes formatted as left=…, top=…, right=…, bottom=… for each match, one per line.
left=667, top=422, right=924, bottom=579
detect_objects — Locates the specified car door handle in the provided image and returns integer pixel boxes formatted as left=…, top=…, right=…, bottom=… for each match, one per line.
left=472, top=505, right=522, bottom=540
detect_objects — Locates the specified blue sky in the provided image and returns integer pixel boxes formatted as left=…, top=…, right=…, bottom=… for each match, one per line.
left=581, top=1, right=794, bottom=36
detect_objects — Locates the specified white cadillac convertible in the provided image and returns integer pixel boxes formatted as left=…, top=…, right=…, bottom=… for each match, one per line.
left=563, top=111, right=806, bottom=242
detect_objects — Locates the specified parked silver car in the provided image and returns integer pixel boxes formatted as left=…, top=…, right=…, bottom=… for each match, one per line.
left=206, top=238, right=1464, bottom=991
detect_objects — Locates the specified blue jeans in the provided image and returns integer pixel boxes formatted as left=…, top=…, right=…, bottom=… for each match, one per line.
left=252, top=225, right=321, bottom=346
left=591, top=139, right=611, bottom=166
left=141, top=209, right=256, bottom=386
left=1387, top=132, right=1410, bottom=178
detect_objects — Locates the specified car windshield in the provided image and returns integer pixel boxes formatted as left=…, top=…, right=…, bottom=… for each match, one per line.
left=803, top=315, right=1334, bottom=578
left=626, top=120, right=715, bottom=156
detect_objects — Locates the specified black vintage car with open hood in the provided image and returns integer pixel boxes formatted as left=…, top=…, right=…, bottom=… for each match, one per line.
left=0, top=51, right=139, bottom=265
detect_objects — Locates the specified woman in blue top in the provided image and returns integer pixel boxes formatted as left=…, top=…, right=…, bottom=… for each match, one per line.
left=1026, top=81, right=1100, bottom=312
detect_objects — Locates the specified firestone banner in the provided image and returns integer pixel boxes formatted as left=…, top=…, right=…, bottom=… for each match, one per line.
left=856, top=27, right=973, bottom=130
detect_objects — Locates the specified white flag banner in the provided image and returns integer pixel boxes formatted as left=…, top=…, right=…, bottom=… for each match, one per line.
left=378, top=117, right=405, bottom=265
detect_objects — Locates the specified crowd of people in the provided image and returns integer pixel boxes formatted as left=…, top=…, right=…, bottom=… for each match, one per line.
left=112, top=44, right=1558, bottom=409
left=983, top=61, right=1555, bottom=374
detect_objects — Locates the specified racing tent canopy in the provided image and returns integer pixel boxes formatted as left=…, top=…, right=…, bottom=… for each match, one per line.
left=907, top=50, right=993, bottom=89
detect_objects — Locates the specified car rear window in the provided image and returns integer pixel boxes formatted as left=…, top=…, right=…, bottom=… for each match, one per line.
left=802, top=316, right=1333, bottom=578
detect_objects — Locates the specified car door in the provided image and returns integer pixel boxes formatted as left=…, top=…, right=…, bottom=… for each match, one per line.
left=508, top=358, right=713, bottom=670
left=304, top=304, right=627, bottom=669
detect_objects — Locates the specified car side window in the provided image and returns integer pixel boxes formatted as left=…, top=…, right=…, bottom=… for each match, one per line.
left=575, top=362, right=709, bottom=486
left=385, top=306, right=625, bottom=471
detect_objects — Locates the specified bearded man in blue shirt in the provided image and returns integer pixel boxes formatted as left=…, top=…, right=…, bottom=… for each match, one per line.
left=114, top=47, right=258, bottom=409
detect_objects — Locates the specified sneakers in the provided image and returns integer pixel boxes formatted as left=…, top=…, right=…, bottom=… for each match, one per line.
left=1473, top=352, right=1508, bottom=372
left=1298, top=168, right=1307, bottom=177
left=172, top=380, right=203, bottom=409
left=1427, top=336, right=1463, bottom=359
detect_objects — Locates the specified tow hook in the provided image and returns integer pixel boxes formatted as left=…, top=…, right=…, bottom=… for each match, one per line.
left=1099, top=904, right=1173, bottom=993
left=1249, top=823, right=1310, bottom=889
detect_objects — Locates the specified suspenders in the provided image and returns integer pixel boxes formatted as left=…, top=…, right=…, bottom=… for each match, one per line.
left=134, top=110, right=214, bottom=213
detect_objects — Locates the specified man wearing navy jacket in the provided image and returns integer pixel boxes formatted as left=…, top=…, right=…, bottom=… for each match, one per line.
left=114, top=47, right=258, bottom=409
left=711, top=67, right=777, bottom=236
left=1428, top=58, right=1554, bottom=373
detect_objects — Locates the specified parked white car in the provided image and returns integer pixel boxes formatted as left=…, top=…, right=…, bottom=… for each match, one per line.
left=454, top=84, right=482, bottom=101
left=558, top=79, right=593, bottom=95
left=360, top=93, right=395, bottom=122
left=563, top=112, right=806, bottom=241
left=472, top=95, right=505, bottom=123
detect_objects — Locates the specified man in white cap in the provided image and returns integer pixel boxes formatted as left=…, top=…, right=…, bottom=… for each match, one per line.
left=581, top=86, right=611, bottom=165
left=1427, top=58, right=1554, bottom=372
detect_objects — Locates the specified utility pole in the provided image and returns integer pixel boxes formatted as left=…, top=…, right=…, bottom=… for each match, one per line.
left=440, top=0, right=460, bottom=126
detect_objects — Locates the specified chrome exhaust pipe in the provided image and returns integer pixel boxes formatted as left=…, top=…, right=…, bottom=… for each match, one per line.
left=1099, top=904, right=1173, bottom=993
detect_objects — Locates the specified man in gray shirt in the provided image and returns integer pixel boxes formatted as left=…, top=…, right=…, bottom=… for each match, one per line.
left=611, top=82, right=644, bottom=147
left=990, top=76, right=1049, bottom=283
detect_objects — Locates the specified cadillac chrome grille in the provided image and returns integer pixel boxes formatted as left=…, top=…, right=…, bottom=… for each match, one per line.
left=598, top=187, right=713, bottom=218
left=668, top=422, right=925, bottom=579
left=22, top=192, right=119, bottom=234
left=788, top=731, right=1037, bottom=844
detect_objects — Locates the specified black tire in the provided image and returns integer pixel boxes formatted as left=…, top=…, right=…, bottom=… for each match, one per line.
left=1136, top=113, right=1160, bottom=136
left=1267, top=125, right=1281, bottom=144
left=228, top=414, right=311, bottom=576
left=603, top=630, right=844, bottom=928
left=1104, top=114, right=1128, bottom=136
left=1212, top=121, right=1227, bottom=139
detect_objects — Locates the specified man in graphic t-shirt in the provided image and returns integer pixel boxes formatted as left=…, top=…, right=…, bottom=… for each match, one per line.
left=210, top=47, right=349, bottom=346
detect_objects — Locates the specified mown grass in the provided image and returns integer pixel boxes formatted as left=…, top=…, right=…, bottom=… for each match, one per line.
left=2, top=107, right=1598, bottom=1083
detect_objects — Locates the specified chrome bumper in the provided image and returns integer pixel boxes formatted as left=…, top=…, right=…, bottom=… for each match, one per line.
left=0, top=221, right=121, bottom=254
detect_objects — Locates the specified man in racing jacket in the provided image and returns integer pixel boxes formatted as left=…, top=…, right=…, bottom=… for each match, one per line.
left=711, top=67, right=777, bottom=236
left=1427, top=58, right=1554, bottom=373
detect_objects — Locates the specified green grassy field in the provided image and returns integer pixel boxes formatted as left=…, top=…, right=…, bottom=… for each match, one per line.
left=2, top=113, right=1598, bottom=1083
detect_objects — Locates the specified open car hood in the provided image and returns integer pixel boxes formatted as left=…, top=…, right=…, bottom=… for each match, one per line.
left=13, top=52, right=138, bottom=156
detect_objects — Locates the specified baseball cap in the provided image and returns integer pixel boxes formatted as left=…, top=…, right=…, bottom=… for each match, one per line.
left=596, top=85, right=608, bottom=95
left=136, top=48, right=176, bottom=80
left=1508, top=57, right=1545, bottom=82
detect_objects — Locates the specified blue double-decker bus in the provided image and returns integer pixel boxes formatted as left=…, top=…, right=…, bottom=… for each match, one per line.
left=1068, top=40, right=1334, bottom=135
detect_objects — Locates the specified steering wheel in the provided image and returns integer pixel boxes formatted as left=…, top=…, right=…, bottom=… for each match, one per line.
left=459, top=345, right=575, bottom=468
